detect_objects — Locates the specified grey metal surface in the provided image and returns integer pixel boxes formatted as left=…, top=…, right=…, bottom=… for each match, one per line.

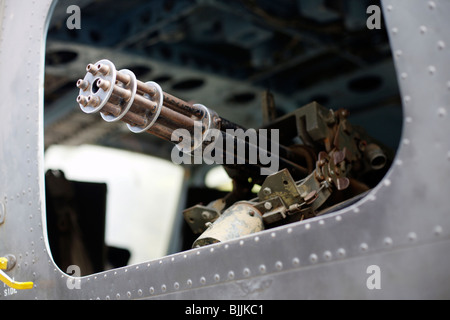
left=0, top=0, right=449, bottom=300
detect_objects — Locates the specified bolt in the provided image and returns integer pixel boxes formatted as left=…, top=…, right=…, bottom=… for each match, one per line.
left=201, top=211, right=212, bottom=220
left=263, top=187, right=272, bottom=195
left=264, top=202, right=272, bottom=210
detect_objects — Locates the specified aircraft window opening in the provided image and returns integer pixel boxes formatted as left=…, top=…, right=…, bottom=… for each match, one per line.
left=43, top=0, right=402, bottom=277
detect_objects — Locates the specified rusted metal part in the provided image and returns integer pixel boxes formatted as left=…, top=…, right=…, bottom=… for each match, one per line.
left=258, top=169, right=302, bottom=207
left=76, top=60, right=393, bottom=250
left=159, top=104, right=196, bottom=131
left=191, top=148, right=355, bottom=245
left=183, top=199, right=225, bottom=235
left=364, top=143, right=387, bottom=170
left=163, top=92, right=204, bottom=119
left=102, top=102, right=122, bottom=118
left=76, top=59, right=311, bottom=184
left=192, top=202, right=264, bottom=248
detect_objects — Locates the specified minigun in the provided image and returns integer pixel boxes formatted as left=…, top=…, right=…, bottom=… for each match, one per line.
left=76, top=59, right=392, bottom=248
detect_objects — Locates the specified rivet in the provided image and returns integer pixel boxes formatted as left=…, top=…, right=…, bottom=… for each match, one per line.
left=228, top=271, right=235, bottom=280
left=384, top=237, right=393, bottom=246
left=437, top=107, right=446, bottom=118
left=309, top=253, right=318, bottom=263
left=200, top=277, right=206, bottom=285
left=187, top=279, right=193, bottom=287
left=408, top=232, right=417, bottom=242
left=259, top=264, right=266, bottom=273
left=127, top=291, right=131, bottom=298
left=275, top=261, right=283, bottom=270
left=254, top=236, right=259, bottom=242
left=383, top=179, right=391, bottom=187
left=116, top=293, right=120, bottom=300
left=433, top=225, right=443, bottom=236
left=438, top=40, right=446, bottom=50
left=271, top=232, right=276, bottom=238
left=138, top=289, right=143, bottom=296
left=419, top=25, right=427, bottom=34
left=401, top=72, right=408, bottom=80
left=360, top=243, right=369, bottom=252
left=404, top=95, right=411, bottom=104
left=239, top=240, right=244, bottom=246
left=243, top=268, right=251, bottom=277
left=161, top=284, right=167, bottom=292
left=174, top=282, right=180, bottom=290
left=214, top=274, right=220, bottom=282
left=335, top=215, right=342, bottom=222
left=428, top=1, right=436, bottom=9
left=428, top=65, right=436, bottom=75
left=292, top=258, right=300, bottom=266
left=305, top=223, right=311, bottom=230
left=149, top=287, right=155, bottom=294
left=353, top=207, right=360, bottom=213
left=319, top=220, right=325, bottom=226
left=287, top=227, right=293, bottom=234
left=323, top=251, right=332, bottom=261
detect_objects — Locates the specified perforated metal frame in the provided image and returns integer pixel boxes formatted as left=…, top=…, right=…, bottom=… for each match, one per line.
left=0, top=0, right=449, bottom=300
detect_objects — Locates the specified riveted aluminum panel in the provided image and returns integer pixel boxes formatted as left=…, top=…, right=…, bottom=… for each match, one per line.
left=0, top=0, right=449, bottom=300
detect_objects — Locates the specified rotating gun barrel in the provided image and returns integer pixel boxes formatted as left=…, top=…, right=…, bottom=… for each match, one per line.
left=76, top=59, right=391, bottom=248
